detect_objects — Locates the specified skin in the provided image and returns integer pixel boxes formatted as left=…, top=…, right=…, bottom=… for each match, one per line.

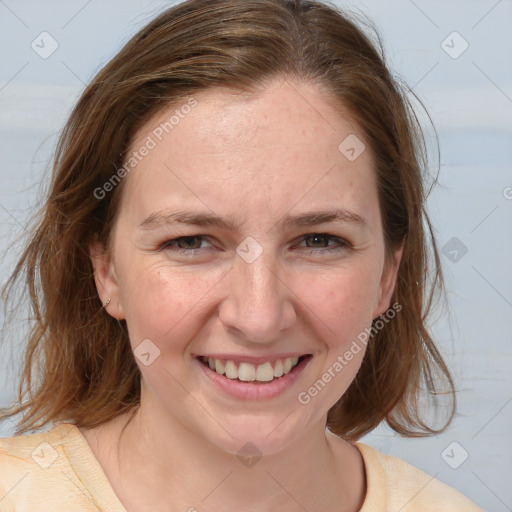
left=84, top=76, right=403, bottom=512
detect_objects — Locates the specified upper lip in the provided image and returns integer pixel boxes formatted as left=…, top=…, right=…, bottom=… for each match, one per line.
left=196, top=353, right=310, bottom=364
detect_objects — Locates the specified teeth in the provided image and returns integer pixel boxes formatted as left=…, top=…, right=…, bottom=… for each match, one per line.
left=238, top=362, right=256, bottom=382
left=203, top=355, right=302, bottom=382
left=225, top=360, right=237, bottom=379
left=255, top=362, right=274, bottom=382
left=215, top=359, right=225, bottom=375
left=283, top=357, right=293, bottom=374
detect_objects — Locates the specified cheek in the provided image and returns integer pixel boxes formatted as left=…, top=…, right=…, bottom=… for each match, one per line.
left=119, top=262, right=226, bottom=347
left=295, top=271, right=378, bottom=410
left=299, top=266, right=379, bottom=346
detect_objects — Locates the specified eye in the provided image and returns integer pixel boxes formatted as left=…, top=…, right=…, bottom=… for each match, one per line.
left=296, top=233, right=351, bottom=253
left=159, top=235, right=213, bottom=254
left=158, top=233, right=352, bottom=257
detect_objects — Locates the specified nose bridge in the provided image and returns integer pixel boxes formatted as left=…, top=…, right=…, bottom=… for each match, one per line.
left=240, top=246, right=278, bottom=305
left=219, top=239, right=295, bottom=342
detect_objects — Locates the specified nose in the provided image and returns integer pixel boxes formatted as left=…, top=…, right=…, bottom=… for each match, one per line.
left=218, top=245, right=297, bottom=344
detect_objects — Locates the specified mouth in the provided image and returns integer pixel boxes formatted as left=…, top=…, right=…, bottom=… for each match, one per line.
left=197, top=354, right=311, bottom=384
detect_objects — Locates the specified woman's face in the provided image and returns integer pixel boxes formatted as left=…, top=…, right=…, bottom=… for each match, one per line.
left=91, top=77, right=402, bottom=454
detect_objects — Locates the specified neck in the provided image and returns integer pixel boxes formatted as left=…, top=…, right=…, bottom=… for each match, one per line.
left=82, top=396, right=366, bottom=512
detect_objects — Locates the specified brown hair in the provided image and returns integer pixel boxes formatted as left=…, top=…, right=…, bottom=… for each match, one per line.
left=1, top=0, right=455, bottom=440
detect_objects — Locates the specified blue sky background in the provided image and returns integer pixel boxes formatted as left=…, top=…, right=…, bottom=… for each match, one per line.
left=0, top=1, right=511, bottom=510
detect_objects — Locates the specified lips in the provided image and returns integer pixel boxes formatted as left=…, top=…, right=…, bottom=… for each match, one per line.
left=198, top=355, right=307, bottom=382
left=195, top=354, right=312, bottom=400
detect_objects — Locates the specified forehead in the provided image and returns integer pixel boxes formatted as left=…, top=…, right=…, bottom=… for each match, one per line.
left=120, top=78, right=379, bottom=229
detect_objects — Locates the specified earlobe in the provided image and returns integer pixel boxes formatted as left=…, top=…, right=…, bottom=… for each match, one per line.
left=372, top=243, right=404, bottom=319
left=89, top=239, right=125, bottom=320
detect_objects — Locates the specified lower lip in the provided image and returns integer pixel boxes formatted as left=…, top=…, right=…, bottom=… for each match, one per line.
left=195, top=356, right=312, bottom=400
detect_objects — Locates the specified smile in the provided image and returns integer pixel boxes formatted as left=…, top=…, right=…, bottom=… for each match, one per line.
left=199, top=355, right=306, bottom=382
left=195, top=352, right=312, bottom=400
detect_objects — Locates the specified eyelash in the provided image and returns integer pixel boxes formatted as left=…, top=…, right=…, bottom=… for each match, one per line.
left=158, top=233, right=352, bottom=256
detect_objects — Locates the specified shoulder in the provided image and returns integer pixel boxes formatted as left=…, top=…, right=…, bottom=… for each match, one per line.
left=0, top=422, right=85, bottom=509
left=0, top=421, right=76, bottom=469
left=356, top=442, right=483, bottom=511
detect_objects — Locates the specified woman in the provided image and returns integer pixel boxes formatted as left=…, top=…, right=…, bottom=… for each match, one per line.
left=0, top=0, right=482, bottom=510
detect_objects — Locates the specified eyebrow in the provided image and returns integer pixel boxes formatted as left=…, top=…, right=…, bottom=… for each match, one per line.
left=138, top=208, right=369, bottom=231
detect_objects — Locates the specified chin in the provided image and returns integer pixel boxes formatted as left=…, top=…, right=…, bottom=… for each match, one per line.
left=197, top=409, right=313, bottom=458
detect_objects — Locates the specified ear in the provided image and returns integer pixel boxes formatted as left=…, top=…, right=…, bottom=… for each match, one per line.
left=89, top=238, right=125, bottom=320
left=372, top=242, right=404, bottom=319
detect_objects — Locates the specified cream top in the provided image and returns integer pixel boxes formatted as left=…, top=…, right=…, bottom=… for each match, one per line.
left=0, top=423, right=482, bottom=511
